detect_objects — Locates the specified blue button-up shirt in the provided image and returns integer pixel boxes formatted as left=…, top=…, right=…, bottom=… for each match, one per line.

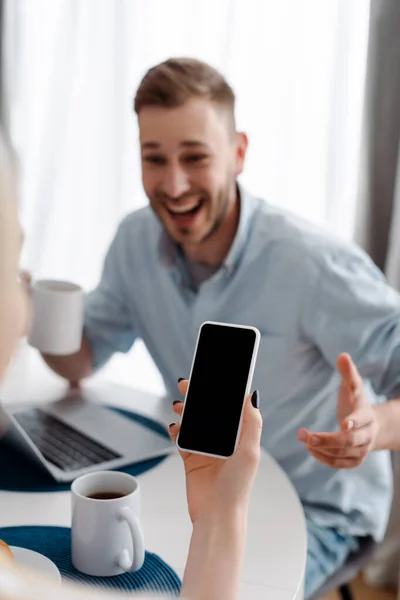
left=85, top=187, right=397, bottom=540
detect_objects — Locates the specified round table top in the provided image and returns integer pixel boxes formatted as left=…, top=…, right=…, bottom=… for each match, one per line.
left=0, top=343, right=307, bottom=600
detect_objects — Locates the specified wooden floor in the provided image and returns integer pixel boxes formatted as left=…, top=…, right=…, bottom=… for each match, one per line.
left=321, top=574, right=397, bottom=600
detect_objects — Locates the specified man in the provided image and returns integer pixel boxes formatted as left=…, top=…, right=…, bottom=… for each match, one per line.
left=42, top=58, right=400, bottom=598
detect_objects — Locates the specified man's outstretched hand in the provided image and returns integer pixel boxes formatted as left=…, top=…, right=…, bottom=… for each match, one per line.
left=297, top=353, right=381, bottom=469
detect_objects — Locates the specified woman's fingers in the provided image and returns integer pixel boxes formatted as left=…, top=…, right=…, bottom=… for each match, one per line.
left=173, top=378, right=187, bottom=416
left=168, top=421, right=180, bottom=444
left=173, top=401, right=184, bottom=416
left=19, top=270, right=32, bottom=289
left=178, top=378, right=188, bottom=397
left=168, top=420, right=190, bottom=460
left=174, top=379, right=262, bottom=464
left=238, top=391, right=262, bottom=457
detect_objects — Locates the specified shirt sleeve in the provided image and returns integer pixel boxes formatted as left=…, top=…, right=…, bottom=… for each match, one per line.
left=301, top=246, right=400, bottom=399
left=84, top=221, right=137, bottom=371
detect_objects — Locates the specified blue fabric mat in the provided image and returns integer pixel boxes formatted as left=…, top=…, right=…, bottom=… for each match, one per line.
left=0, top=525, right=181, bottom=594
left=0, top=408, right=169, bottom=492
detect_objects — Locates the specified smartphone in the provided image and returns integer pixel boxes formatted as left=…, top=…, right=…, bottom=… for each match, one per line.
left=177, top=321, right=260, bottom=459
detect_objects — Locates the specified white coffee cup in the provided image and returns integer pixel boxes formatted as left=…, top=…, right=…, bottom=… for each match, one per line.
left=71, top=471, right=145, bottom=577
left=28, top=279, right=83, bottom=355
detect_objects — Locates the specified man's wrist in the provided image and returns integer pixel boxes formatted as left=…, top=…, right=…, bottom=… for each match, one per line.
left=373, top=402, right=396, bottom=451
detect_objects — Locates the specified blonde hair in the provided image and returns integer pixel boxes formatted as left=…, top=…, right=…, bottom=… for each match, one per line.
left=0, top=130, right=24, bottom=380
left=0, top=129, right=20, bottom=265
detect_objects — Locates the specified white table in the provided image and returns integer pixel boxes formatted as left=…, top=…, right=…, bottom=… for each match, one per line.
left=0, top=344, right=307, bottom=600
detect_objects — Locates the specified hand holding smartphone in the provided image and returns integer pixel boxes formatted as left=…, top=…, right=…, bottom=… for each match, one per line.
left=177, top=321, right=260, bottom=459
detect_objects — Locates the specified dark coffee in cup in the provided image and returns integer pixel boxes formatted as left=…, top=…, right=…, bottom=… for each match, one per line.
left=86, top=491, right=126, bottom=500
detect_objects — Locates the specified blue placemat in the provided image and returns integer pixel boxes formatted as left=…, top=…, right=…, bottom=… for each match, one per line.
left=0, top=526, right=181, bottom=594
left=0, top=408, right=170, bottom=492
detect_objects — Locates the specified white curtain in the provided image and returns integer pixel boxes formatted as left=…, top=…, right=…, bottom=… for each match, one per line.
left=3, top=0, right=371, bottom=395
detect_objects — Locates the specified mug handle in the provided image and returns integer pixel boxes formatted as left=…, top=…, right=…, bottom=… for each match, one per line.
left=115, top=506, right=145, bottom=572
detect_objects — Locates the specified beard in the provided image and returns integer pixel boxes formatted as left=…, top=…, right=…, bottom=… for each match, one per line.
left=192, top=186, right=231, bottom=244
left=149, top=175, right=235, bottom=247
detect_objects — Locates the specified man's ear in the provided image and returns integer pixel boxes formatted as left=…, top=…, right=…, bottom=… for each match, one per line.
left=234, top=132, right=248, bottom=177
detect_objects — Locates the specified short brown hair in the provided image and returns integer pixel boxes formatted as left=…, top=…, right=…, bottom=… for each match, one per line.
left=134, top=58, right=236, bottom=131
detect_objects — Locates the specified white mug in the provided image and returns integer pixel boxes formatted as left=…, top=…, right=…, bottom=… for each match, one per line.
left=71, top=471, right=145, bottom=577
left=28, top=279, right=83, bottom=355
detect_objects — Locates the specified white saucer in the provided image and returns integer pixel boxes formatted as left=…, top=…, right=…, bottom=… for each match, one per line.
left=10, top=546, right=61, bottom=584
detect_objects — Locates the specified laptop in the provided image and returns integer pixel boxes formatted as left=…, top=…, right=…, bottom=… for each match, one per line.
left=0, top=387, right=175, bottom=482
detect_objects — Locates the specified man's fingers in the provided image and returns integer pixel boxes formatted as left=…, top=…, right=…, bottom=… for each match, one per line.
left=306, top=447, right=364, bottom=469
left=297, top=428, right=309, bottom=443
left=308, top=443, right=370, bottom=459
left=341, top=407, right=373, bottom=433
left=178, top=379, right=188, bottom=397
left=337, top=353, right=362, bottom=395
left=298, top=428, right=344, bottom=446
left=301, top=425, right=373, bottom=449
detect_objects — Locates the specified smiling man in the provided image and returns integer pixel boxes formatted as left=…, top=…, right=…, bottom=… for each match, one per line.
left=137, top=73, right=246, bottom=271
left=42, top=58, right=400, bottom=598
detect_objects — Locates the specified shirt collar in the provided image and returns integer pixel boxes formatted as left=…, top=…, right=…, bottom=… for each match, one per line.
left=222, top=184, right=254, bottom=273
left=158, top=184, right=256, bottom=272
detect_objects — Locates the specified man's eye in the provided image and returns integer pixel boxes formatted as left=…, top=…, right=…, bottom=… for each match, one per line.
left=143, top=155, right=166, bottom=165
left=184, top=154, right=208, bottom=164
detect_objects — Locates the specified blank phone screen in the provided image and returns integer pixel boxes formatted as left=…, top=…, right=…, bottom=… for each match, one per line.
left=178, top=323, right=257, bottom=457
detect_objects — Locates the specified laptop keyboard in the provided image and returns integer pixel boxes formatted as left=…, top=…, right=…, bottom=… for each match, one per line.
left=14, top=408, right=122, bottom=472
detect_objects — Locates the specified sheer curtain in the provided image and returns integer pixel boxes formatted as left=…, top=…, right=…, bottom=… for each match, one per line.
left=2, top=0, right=370, bottom=394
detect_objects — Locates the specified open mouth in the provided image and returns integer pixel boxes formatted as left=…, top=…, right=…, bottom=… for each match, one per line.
left=166, top=199, right=203, bottom=220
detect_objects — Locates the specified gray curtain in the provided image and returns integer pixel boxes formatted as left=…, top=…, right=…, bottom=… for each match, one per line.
left=355, top=0, right=400, bottom=271
left=355, top=0, right=400, bottom=589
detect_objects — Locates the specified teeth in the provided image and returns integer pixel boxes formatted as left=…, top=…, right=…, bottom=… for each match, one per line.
left=167, top=200, right=201, bottom=214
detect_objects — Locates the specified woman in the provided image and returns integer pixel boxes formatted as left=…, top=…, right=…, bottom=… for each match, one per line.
left=0, top=132, right=262, bottom=599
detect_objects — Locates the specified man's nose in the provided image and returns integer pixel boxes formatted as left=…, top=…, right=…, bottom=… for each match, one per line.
left=161, top=165, right=190, bottom=199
